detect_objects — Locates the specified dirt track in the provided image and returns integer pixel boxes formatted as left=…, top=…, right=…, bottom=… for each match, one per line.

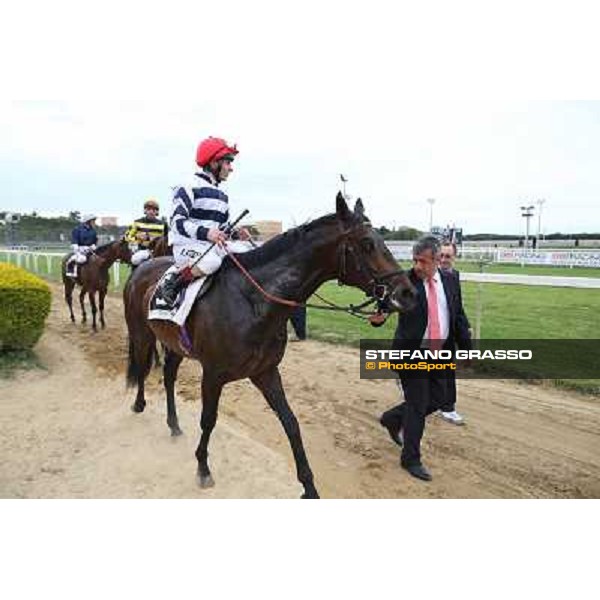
left=1, top=284, right=599, bottom=498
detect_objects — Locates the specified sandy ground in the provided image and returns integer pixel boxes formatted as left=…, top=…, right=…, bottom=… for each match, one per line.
left=1, top=284, right=599, bottom=498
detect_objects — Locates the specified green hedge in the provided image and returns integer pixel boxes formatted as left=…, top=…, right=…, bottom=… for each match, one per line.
left=0, top=262, right=51, bottom=351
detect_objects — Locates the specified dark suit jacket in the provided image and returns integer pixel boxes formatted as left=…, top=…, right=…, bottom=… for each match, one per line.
left=393, top=267, right=472, bottom=351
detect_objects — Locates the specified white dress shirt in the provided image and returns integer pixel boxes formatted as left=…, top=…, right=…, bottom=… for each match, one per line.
left=422, top=268, right=450, bottom=345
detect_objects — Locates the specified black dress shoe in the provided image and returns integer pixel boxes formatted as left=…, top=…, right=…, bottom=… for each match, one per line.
left=401, top=463, right=432, bottom=481
left=380, top=415, right=403, bottom=447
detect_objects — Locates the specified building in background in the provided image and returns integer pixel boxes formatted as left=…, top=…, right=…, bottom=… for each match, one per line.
left=100, top=216, right=118, bottom=227
left=251, top=220, right=282, bottom=241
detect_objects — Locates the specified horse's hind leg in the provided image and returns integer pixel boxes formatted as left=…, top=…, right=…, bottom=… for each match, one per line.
left=99, top=288, right=107, bottom=329
left=250, top=367, right=319, bottom=499
left=64, top=281, right=76, bottom=322
left=195, top=375, right=224, bottom=488
left=164, top=350, right=184, bottom=436
left=127, top=336, right=154, bottom=414
left=79, top=289, right=87, bottom=323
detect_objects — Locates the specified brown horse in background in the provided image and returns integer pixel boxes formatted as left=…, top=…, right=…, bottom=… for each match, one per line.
left=148, top=235, right=172, bottom=258
left=62, top=239, right=131, bottom=330
left=123, top=194, right=416, bottom=498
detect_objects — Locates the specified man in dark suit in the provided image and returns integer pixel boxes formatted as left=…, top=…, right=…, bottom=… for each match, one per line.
left=438, top=241, right=471, bottom=425
left=379, top=236, right=472, bottom=481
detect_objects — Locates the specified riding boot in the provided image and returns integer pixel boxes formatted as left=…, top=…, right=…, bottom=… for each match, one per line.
left=66, top=261, right=77, bottom=278
left=157, top=267, right=196, bottom=307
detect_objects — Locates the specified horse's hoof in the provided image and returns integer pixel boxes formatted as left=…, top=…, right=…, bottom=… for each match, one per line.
left=170, top=427, right=183, bottom=437
left=197, top=473, right=215, bottom=489
left=301, top=491, right=320, bottom=499
left=131, top=403, right=145, bottom=413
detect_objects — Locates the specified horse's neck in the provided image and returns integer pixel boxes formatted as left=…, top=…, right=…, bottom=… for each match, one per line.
left=96, top=246, right=119, bottom=269
left=244, top=227, right=341, bottom=304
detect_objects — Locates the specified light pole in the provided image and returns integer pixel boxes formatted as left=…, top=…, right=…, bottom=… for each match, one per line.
left=536, top=198, right=546, bottom=242
left=520, top=204, right=535, bottom=249
left=426, top=198, right=435, bottom=232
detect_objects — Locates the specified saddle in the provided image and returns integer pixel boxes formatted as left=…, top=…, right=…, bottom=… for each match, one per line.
left=148, top=266, right=215, bottom=326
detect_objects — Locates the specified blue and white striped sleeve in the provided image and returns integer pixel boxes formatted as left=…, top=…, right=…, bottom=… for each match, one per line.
left=170, top=187, right=209, bottom=241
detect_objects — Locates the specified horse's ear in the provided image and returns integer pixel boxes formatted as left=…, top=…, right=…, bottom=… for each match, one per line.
left=336, top=191, right=352, bottom=221
left=353, top=198, right=365, bottom=219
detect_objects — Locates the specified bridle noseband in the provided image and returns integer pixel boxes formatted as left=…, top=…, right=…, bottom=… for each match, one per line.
left=336, top=234, right=405, bottom=304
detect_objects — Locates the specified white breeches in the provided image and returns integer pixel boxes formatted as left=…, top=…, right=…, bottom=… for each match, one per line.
left=131, top=249, right=152, bottom=266
left=173, top=240, right=252, bottom=274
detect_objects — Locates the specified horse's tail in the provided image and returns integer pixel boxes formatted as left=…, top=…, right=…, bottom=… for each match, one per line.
left=126, top=337, right=138, bottom=387
left=126, top=335, right=155, bottom=387
left=124, top=273, right=155, bottom=388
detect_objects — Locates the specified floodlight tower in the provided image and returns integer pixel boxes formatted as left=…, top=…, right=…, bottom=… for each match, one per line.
left=426, top=198, right=436, bottom=232
left=520, top=204, right=535, bottom=249
left=536, top=198, right=546, bottom=242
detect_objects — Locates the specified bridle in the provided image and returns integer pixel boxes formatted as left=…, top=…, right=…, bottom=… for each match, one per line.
left=223, top=226, right=406, bottom=321
left=336, top=233, right=405, bottom=303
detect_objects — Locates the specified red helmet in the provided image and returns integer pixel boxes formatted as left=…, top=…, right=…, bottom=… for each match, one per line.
left=196, top=137, right=238, bottom=167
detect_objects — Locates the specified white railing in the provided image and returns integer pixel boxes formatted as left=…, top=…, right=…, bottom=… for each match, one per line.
left=0, top=248, right=124, bottom=290
left=3, top=245, right=600, bottom=284
left=385, top=242, right=600, bottom=268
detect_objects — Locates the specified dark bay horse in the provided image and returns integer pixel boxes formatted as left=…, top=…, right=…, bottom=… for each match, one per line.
left=62, top=239, right=132, bottom=330
left=123, top=194, right=416, bottom=498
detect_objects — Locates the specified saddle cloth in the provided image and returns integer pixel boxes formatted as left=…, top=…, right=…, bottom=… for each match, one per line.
left=148, top=265, right=211, bottom=326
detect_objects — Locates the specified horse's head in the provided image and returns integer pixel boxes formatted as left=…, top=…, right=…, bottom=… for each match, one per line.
left=334, top=192, right=416, bottom=317
left=116, top=238, right=133, bottom=264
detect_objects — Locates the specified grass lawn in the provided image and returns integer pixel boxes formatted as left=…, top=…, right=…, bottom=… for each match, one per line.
left=304, top=281, right=600, bottom=343
left=455, top=260, right=599, bottom=278
left=304, top=281, right=600, bottom=395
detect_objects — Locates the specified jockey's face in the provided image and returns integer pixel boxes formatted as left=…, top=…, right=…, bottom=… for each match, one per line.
left=87, top=219, right=96, bottom=228
left=144, top=206, right=158, bottom=219
left=215, top=157, right=234, bottom=181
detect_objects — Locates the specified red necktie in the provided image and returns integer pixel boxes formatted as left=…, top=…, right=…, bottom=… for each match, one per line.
left=427, top=276, right=442, bottom=350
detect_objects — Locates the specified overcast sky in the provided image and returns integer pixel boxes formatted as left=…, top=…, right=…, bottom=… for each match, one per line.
left=2, top=1, right=599, bottom=235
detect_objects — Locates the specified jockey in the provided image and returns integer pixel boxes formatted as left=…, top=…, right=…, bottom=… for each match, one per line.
left=154, top=136, right=251, bottom=307
left=66, top=213, right=98, bottom=277
left=125, top=199, right=169, bottom=266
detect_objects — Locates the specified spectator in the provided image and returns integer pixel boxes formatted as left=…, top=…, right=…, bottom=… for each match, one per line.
left=439, top=241, right=471, bottom=425
left=289, top=305, right=307, bottom=341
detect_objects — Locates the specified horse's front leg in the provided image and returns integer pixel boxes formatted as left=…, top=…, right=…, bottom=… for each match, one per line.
left=163, top=350, right=184, bottom=436
left=195, top=375, right=224, bottom=489
left=250, top=367, right=319, bottom=499
left=88, top=290, right=98, bottom=331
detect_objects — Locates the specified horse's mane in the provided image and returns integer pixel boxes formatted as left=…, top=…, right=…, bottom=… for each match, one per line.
left=95, top=240, right=119, bottom=256
left=228, top=213, right=339, bottom=270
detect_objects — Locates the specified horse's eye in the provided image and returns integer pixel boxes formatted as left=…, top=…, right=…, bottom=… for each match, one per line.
left=360, top=238, right=375, bottom=253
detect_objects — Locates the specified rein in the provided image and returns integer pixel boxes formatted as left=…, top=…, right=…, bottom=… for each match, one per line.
left=223, top=242, right=387, bottom=322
